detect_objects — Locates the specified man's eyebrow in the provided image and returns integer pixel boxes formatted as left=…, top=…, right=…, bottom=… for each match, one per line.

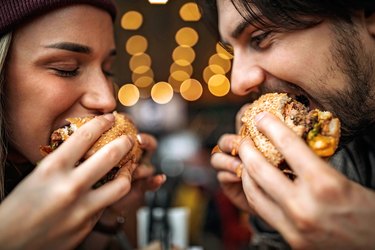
left=45, top=42, right=92, bottom=54
left=220, top=20, right=250, bottom=46
left=231, top=20, right=250, bottom=39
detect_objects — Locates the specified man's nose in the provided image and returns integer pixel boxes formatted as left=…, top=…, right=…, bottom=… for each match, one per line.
left=230, top=52, right=266, bottom=96
left=81, top=72, right=117, bottom=114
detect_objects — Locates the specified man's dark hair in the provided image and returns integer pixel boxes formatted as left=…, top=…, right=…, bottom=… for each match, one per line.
left=198, top=0, right=375, bottom=37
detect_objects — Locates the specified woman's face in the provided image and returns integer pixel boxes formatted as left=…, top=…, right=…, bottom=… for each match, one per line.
left=5, top=5, right=117, bottom=163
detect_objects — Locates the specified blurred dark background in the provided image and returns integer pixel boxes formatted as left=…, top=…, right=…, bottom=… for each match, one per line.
left=110, top=1, right=252, bottom=249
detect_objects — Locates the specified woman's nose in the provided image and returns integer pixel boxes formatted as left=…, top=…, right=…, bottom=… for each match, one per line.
left=81, top=73, right=117, bottom=113
left=230, top=53, right=266, bottom=96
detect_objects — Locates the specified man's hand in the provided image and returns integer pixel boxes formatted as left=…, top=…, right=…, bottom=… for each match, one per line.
left=239, top=111, right=375, bottom=249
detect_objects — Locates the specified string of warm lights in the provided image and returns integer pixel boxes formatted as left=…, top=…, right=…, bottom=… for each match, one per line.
left=117, top=1, right=233, bottom=107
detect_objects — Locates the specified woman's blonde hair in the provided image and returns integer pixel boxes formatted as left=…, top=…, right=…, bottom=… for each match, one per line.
left=0, top=33, right=12, bottom=200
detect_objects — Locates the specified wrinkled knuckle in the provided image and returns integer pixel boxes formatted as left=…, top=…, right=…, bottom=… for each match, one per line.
left=56, top=184, right=82, bottom=205
left=288, top=236, right=309, bottom=250
left=292, top=211, right=317, bottom=234
left=105, top=147, right=123, bottom=164
left=40, top=155, right=70, bottom=173
left=276, top=133, right=294, bottom=150
left=78, top=129, right=94, bottom=143
left=312, top=178, right=344, bottom=200
left=96, top=116, right=110, bottom=128
left=53, top=156, right=72, bottom=170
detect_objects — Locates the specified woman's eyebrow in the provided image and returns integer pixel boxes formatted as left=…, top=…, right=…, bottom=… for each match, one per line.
left=45, top=42, right=92, bottom=54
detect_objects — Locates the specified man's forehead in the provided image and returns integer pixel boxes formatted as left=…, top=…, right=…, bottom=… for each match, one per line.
left=217, top=0, right=246, bottom=39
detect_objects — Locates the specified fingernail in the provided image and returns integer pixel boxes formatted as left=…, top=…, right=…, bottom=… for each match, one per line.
left=102, top=113, right=115, bottom=122
left=255, top=112, right=266, bottom=123
left=160, top=174, right=167, bottom=182
left=136, top=134, right=142, bottom=145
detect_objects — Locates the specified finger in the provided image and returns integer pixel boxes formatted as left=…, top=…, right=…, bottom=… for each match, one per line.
left=236, top=103, right=251, bottom=133
left=72, top=135, right=134, bottom=188
left=131, top=173, right=166, bottom=192
left=143, top=174, right=167, bottom=192
left=217, top=134, right=242, bottom=154
left=241, top=170, right=299, bottom=242
left=255, top=112, right=324, bottom=177
left=82, top=167, right=133, bottom=213
left=211, top=151, right=242, bottom=176
left=45, top=114, right=115, bottom=169
left=132, top=164, right=155, bottom=180
left=137, top=133, right=157, bottom=160
left=239, top=137, right=295, bottom=206
left=115, top=162, right=138, bottom=183
left=217, top=170, right=242, bottom=183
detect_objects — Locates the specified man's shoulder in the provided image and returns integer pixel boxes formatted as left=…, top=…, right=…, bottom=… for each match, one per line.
left=330, top=125, right=375, bottom=189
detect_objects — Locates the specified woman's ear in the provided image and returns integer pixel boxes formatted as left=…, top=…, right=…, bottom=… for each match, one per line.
left=365, top=11, right=375, bottom=36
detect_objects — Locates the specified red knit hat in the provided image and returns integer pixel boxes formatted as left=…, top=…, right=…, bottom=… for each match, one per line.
left=0, top=0, right=117, bottom=36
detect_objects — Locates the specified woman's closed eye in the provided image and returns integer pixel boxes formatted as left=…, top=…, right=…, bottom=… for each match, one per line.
left=51, top=67, right=79, bottom=77
left=103, top=69, right=114, bottom=78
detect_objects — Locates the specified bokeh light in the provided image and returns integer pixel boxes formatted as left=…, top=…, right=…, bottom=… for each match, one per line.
left=172, top=45, right=196, bottom=66
left=121, top=11, right=143, bottom=30
left=216, top=42, right=234, bottom=60
left=170, top=70, right=190, bottom=83
left=118, top=84, right=140, bottom=106
left=179, top=2, right=201, bottom=22
left=209, top=54, right=231, bottom=73
left=208, top=74, right=231, bottom=97
left=134, top=76, right=154, bottom=88
left=180, top=79, right=203, bottom=101
left=170, top=62, right=193, bottom=76
left=175, top=27, right=199, bottom=47
left=132, top=68, right=154, bottom=83
left=151, top=82, right=174, bottom=104
left=126, top=35, right=148, bottom=55
left=129, top=53, right=152, bottom=74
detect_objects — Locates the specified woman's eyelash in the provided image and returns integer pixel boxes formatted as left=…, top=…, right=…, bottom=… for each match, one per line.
left=103, top=70, right=114, bottom=77
left=52, top=68, right=79, bottom=77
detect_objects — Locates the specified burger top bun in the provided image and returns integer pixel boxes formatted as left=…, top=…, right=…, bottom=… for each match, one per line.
left=68, top=112, right=143, bottom=167
left=240, top=93, right=309, bottom=167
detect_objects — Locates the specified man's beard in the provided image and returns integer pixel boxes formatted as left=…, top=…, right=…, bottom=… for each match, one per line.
left=317, top=21, right=375, bottom=144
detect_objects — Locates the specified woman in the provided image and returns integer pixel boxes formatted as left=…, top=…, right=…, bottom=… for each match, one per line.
left=0, top=1, right=164, bottom=249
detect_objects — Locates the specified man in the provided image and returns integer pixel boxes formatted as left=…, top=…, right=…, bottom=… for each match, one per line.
left=205, top=0, right=375, bottom=249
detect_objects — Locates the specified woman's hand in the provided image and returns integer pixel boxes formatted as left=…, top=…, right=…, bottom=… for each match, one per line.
left=0, top=114, right=136, bottom=250
left=239, top=112, right=375, bottom=249
left=105, top=133, right=166, bottom=218
left=84, top=133, right=165, bottom=249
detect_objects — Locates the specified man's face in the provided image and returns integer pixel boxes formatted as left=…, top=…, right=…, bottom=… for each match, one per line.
left=217, top=0, right=375, bottom=141
left=5, top=5, right=117, bottom=163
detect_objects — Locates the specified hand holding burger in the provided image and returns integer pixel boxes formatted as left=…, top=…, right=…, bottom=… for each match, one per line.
left=40, top=111, right=142, bottom=186
left=237, top=93, right=340, bottom=178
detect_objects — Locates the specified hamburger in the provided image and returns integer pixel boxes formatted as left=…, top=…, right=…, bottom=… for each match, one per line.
left=238, top=93, right=340, bottom=179
left=40, top=111, right=142, bottom=187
